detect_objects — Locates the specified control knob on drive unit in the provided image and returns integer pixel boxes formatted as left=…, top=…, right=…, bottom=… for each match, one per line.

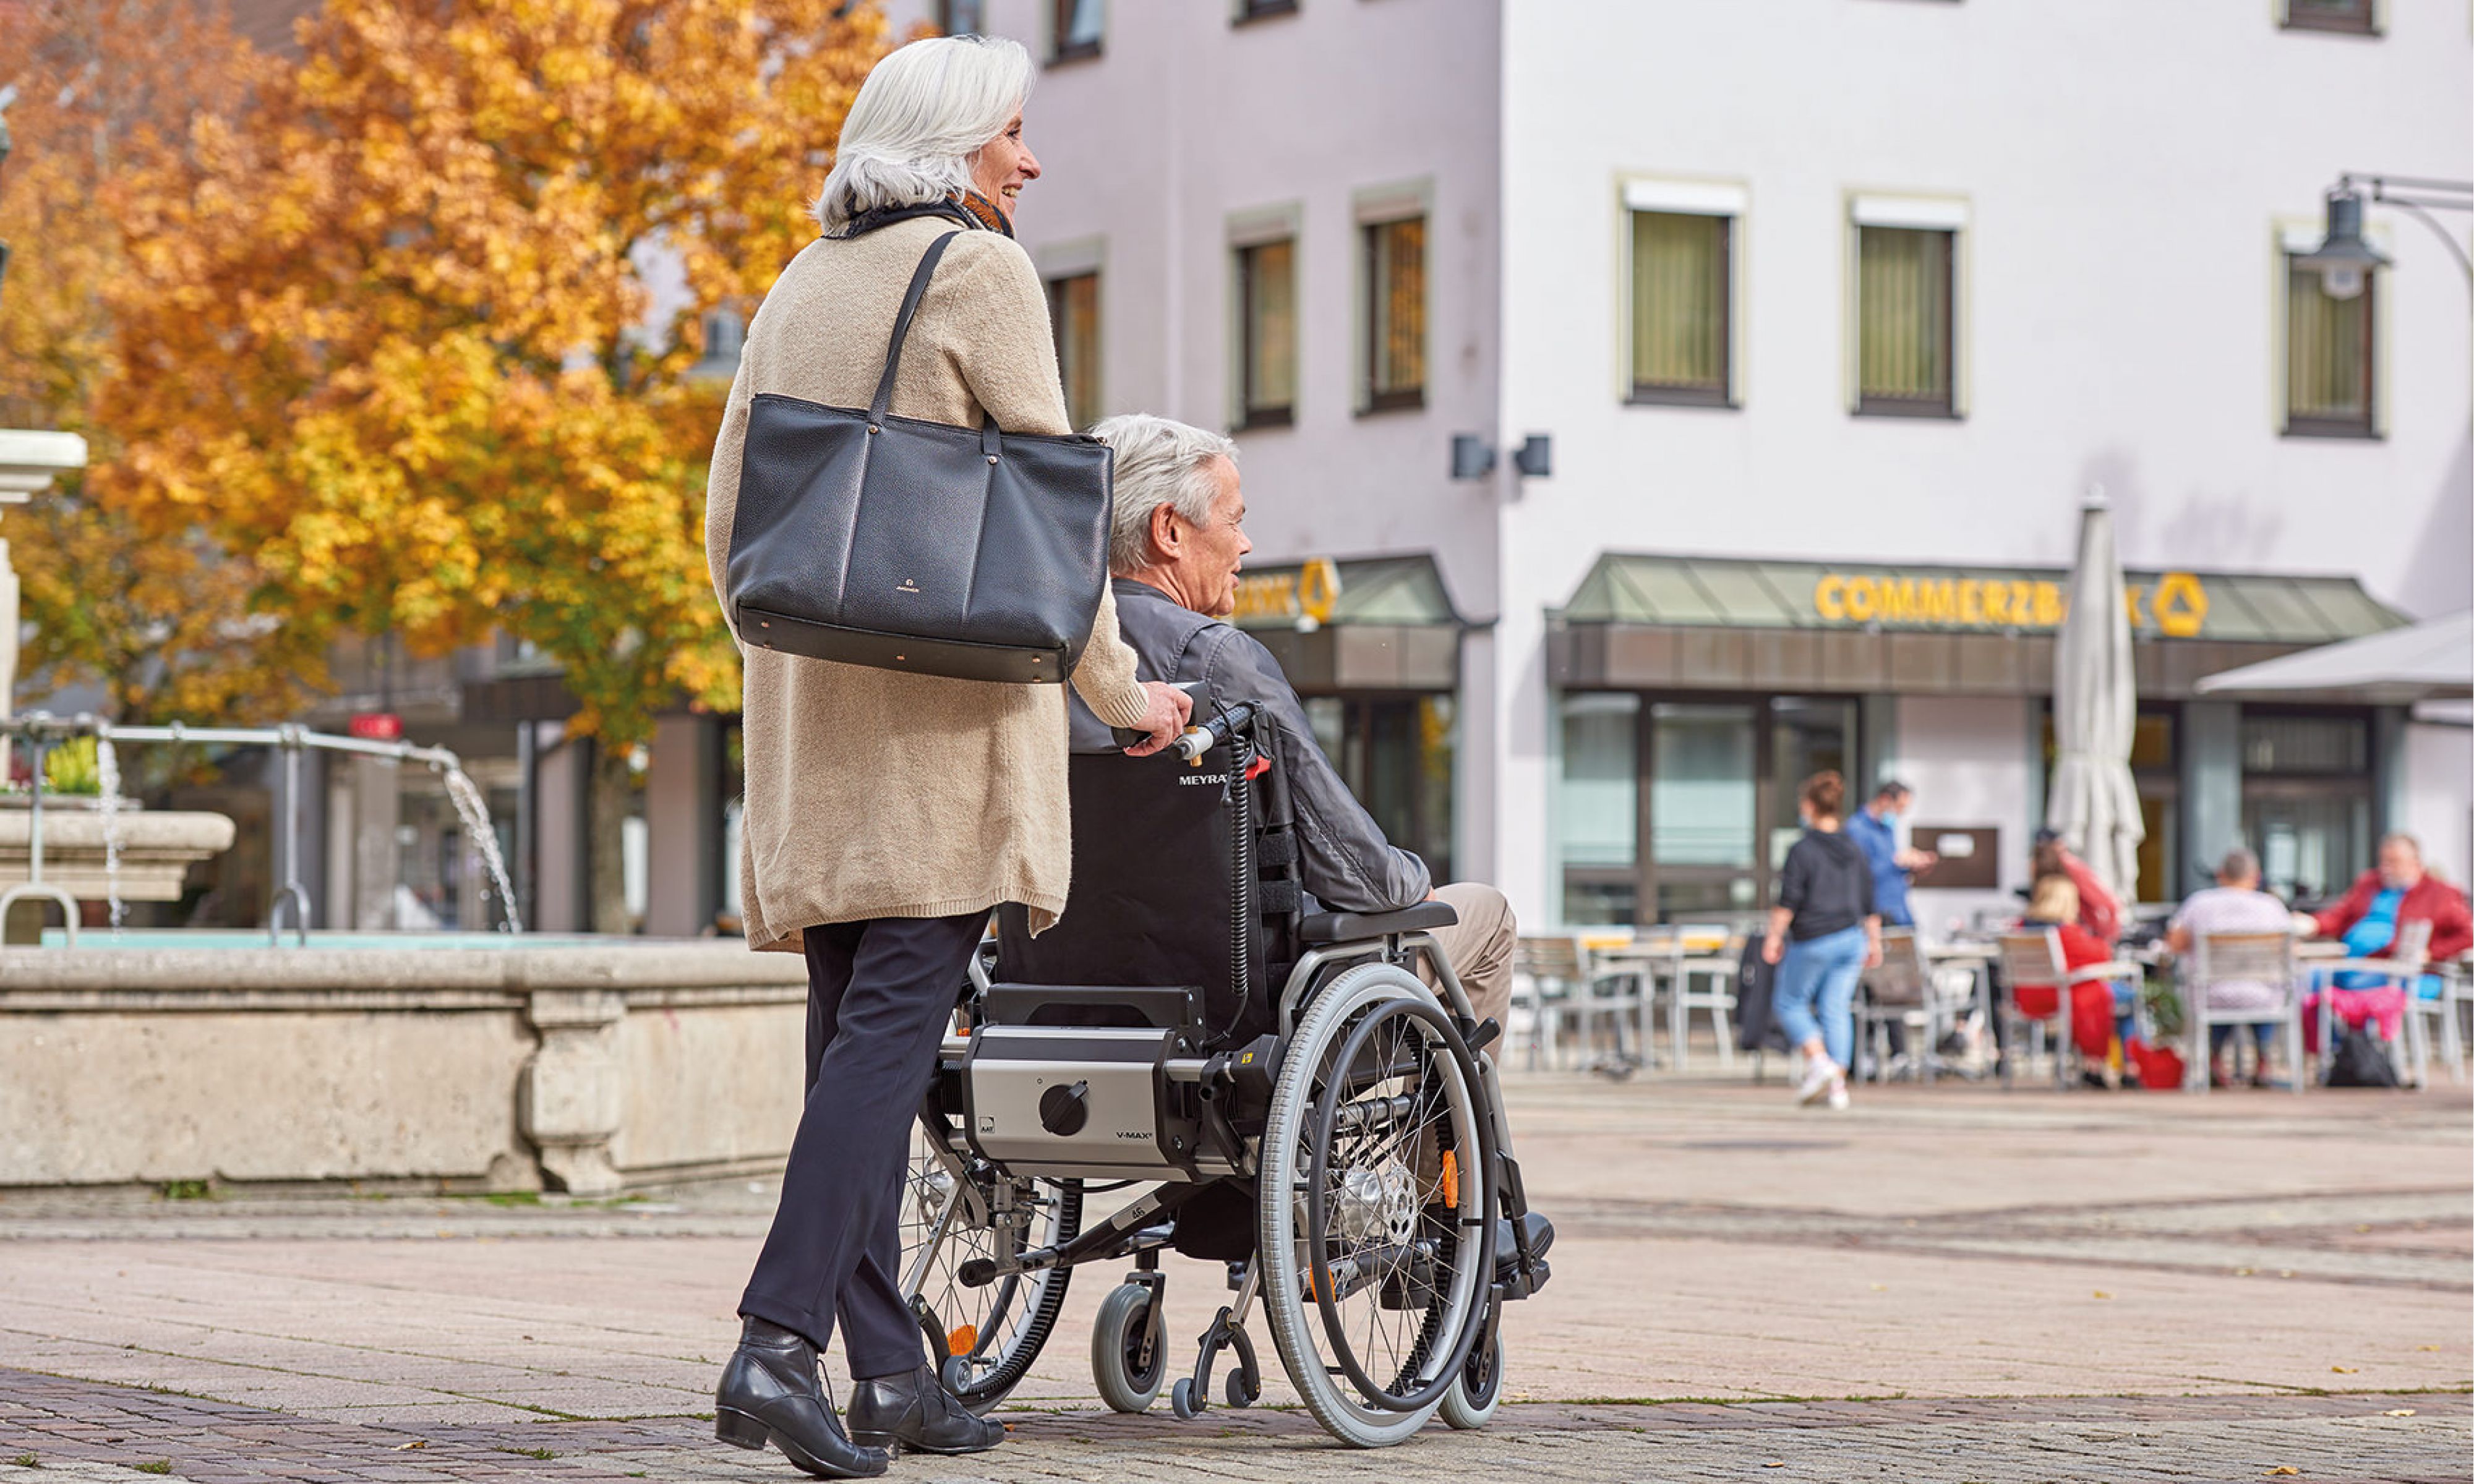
left=1038, top=1080, right=1090, bottom=1136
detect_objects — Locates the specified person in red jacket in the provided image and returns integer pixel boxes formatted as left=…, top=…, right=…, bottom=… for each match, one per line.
left=2312, top=834, right=2474, bottom=963
left=2015, top=872, right=2126, bottom=1086
left=2303, top=834, right=2472, bottom=1049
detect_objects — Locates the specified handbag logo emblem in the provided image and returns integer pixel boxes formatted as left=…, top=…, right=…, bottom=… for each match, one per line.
left=896, top=578, right=922, bottom=595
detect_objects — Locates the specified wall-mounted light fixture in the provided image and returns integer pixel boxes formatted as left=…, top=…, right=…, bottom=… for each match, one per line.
left=1512, top=435, right=1552, bottom=478
left=1449, top=433, right=1496, bottom=480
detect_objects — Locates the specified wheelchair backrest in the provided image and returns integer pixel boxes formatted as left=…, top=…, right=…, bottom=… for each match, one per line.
left=994, top=735, right=1300, bottom=1046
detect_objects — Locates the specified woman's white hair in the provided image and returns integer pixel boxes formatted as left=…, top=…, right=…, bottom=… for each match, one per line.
left=1089, top=414, right=1241, bottom=574
left=813, top=36, right=1035, bottom=234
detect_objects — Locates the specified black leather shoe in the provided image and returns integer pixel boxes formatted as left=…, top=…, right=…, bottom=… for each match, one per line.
left=1495, top=1211, right=1555, bottom=1281
left=715, top=1318, right=889, bottom=1479
left=847, top=1364, right=1005, bottom=1456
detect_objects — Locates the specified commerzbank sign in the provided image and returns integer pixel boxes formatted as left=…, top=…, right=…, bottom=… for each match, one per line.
left=1811, top=567, right=2209, bottom=639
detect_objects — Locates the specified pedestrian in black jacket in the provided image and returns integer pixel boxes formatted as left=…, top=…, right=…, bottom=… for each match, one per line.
left=1760, top=772, right=1882, bottom=1109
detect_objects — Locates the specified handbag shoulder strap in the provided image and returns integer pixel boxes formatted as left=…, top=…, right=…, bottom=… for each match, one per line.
left=869, top=230, right=964, bottom=427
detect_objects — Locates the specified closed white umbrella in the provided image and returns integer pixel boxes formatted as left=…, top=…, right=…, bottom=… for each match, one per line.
left=2047, top=495, right=2144, bottom=903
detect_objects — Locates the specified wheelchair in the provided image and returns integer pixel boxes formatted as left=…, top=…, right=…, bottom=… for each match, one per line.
left=891, top=699, right=1549, bottom=1448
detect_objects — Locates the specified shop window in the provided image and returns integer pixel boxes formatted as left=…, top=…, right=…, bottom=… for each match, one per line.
left=1629, top=210, right=1732, bottom=406
left=1768, top=698, right=1855, bottom=876
left=937, top=0, right=985, bottom=34
left=1362, top=215, right=1427, bottom=411
left=1053, top=0, right=1103, bottom=61
left=1237, top=238, right=1297, bottom=428
left=1650, top=702, right=1759, bottom=920
left=1856, top=225, right=1955, bottom=417
left=2284, top=258, right=2376, bottom=438
left=1047, top=270, right=1101, bottom=429
left=1558, top=693, right=1639, bottom=926
left=1309, top=694, right=1456, bottom=884
left=2282, top=0, right=2376, bottom=33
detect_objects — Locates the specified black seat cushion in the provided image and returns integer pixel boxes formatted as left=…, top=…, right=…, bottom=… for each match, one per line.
left=1298, top=902, right=1458, bottom=944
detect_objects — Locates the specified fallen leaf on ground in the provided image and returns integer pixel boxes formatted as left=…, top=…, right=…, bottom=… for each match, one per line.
left=1763, top=1464, right=1785, bottom=1470
left=394, top=1441, right=427, bottom=1451
left=2384, top=1409, right=2416, bottom=1417
left=2234, top=1267, right=2256, bottom=1276
left=2331, top=1365, right=2358, bottom=1373
left=2092, top=1290, right=2112, bottom=1299
left=2417, top=1344, right=2441, bottom=1351
left=2264, top=1469, right=2300, bottom=1477
left=1869, top=1284, right=1887, bottom=1292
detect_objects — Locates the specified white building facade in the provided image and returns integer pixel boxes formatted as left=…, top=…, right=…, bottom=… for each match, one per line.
left=880, top=0, right=2469, bottom=931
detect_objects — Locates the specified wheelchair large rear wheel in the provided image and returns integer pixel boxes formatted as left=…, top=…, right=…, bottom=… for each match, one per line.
left=1257, top=963, right=1496, bottom=1447
left=900, top=1118, right=1080, bottom=1413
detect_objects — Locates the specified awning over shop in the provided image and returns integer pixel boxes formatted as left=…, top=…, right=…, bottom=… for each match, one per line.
left=1230, top=555, right=1462, bottom=692
left=1551, top=553, right=2405, bottom=697
left=2194, top=609, right=2471, bottom=704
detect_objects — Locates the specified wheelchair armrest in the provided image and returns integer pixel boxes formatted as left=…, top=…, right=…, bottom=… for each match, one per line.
left=1299, top=901, right=1460, bottom=944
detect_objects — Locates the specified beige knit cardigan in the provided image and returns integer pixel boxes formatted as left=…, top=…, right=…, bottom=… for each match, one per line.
left=703, top=216, right=1151, bottom=952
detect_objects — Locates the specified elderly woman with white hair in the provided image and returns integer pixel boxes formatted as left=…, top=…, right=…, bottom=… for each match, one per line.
left=703, top=35, right=1192, bottom=1477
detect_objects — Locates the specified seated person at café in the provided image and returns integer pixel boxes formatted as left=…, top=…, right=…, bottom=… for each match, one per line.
left=2032, top=829, right=2122, bottom=947
left=2017, top=873, right=2133, bottom=1089
left=2303, top=832, right=2472, bottom=1051
left=1067, top=414, right=1517, bottom=1038
left=2164, top=847, right=2295, bottom=1088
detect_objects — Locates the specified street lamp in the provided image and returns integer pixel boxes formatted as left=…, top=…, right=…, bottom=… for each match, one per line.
left=2299, top=173, right=2474, bottom=302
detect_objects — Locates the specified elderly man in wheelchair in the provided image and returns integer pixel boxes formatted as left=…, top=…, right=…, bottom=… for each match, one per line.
left=892, top=417, right=1552, bottom=1449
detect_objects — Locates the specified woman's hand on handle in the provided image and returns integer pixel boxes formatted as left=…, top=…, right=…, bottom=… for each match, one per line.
left=1761, top=905, right=1791, bottom=965
left=1120, top=680, right=1195, bottom=757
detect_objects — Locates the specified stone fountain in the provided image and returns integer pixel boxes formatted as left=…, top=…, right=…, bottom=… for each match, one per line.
left=0, top=107, right=809, bottom=1199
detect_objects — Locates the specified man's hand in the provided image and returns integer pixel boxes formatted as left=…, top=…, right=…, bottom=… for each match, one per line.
left=1894, top=847, right=1938, bottom=872
left=1121, top=680, right=1195, bottom=757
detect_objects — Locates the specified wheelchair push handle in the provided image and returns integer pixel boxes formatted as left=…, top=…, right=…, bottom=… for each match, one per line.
left=1110, top=683, right=1258, bottom=765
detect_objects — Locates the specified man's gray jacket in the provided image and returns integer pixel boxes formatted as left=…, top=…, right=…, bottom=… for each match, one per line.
left=1066, top=578, right=1430, bottom=914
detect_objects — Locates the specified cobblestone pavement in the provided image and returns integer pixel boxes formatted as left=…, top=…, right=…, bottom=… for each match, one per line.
left=2, top=1075, right=2467, bottom=1478
left=2, top=1368, right=2470, bottom=1483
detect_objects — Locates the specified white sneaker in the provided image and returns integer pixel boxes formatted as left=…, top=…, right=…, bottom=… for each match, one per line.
left=1825, top=1074, right=1850, bottom=1112
left=1796, top=1057, right=1838, bottom=1106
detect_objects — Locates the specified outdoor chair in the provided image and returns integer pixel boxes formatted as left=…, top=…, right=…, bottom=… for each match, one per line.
left=1995, top=929, right=2139, bottom=1091
left=2178, top=931, right=2303, bottom=1095
left=1663, top=923, right=1739, bottom=1072
left=2316, top=918, right=2434, bottom=1088
left=1857, top=927, right=1937, bottom=1083
left=1513, top=933, right=1645, bottom=1075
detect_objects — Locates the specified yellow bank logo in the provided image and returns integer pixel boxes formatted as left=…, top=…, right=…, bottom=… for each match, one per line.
left=1232, top=556, right=1343, bottom=628
left=1812, top=571, right=2209, bottom=636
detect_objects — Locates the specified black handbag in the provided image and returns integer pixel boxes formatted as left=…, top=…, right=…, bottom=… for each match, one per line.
left=724, top=230, right=1113, bottom=684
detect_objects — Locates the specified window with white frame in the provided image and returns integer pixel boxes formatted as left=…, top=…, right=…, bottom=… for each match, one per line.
left=1361, top=214, right=1427, bottom=411
left=1236, top=237, right=1297, bottom=428
left=1624, top=180, right=1743, bottom=407
left=2282, top=228, right=2379, bottom=438
left=1047, top=271, right=1101, bottom=429
left=1053, top=0, right=1103, bottom=60
left=2281, top=0, right=2378, bottom=35
left=1850, top=194, right=1966, bottom=419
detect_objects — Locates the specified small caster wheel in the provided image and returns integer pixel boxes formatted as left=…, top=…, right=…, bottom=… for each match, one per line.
left=937, top=1352, right=974, bottom=1397
left=1170, top=1376, right=1201, bottom=1421
left=1439, top=1325, right=1504, bottom=1431
left=1091, top=1283, right=1165, bottom=1414
left=1224, top=1368, right=1257, bottom=1409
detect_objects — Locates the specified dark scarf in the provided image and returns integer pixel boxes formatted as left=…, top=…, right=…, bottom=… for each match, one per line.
left=830, top=189, right=1012, bottom=239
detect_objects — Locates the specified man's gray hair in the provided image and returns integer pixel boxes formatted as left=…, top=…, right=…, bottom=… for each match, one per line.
left=2218, top=846, right=2261, bottom=883
left=1089, top=414, right=1239, bottom=574
left=813, top=36, right=1034, bottom=234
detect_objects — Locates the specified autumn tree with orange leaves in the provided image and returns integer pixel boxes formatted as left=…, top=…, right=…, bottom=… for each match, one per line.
left=93, top=0, right=893, bottom=928
left=0, top=0, right=315, bottom=724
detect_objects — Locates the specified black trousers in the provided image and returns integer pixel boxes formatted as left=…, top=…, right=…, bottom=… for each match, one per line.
left=739, top=910, right=985, bottom=1380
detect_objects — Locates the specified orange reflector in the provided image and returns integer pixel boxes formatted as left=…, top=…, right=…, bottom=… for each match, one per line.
left=1441, top=1151, right=1460, bottom=1209
left=947, top=1324, right=978, bottom=1355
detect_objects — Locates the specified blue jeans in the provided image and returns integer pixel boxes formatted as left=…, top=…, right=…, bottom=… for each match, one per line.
left=1774, top=924, right=1867, bottom=1068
